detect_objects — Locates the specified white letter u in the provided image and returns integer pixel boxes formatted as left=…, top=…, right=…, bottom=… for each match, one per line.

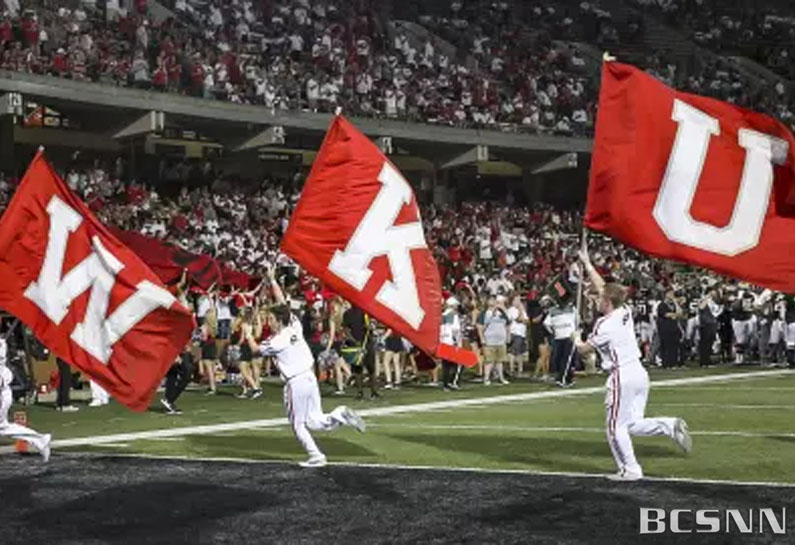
left=653, top=99, right=788, bottom=256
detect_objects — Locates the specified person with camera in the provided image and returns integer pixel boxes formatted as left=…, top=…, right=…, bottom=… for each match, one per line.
left=477, top=294, right=510, bottom=385
left=507, top=294, right=529, bottom=378
left=440, top=296, right=463, bottom=391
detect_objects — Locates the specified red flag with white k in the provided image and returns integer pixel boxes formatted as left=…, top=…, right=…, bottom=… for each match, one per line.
left=281, top=115, right=477, bottom=366
left=586, top=61, right=795, bottom=292
left=0, top=151, right=194, bottom=411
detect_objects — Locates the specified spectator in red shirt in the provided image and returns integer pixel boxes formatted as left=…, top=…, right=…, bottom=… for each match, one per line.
left=167, top=55, right=182, bottom=92
left=51, top=48, right=68, bottom=76
left=0, top=15, right=12, bottom=46
left=152, top=58, right=168, bottom=91
left=190, top=57, right=205, bottom=97
left=21, top=14, right=39, bottom=48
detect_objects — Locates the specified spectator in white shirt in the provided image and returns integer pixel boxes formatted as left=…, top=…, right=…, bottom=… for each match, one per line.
left=507, top=295, right=529, bottom=377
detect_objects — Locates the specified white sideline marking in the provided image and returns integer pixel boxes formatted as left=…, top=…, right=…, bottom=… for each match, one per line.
left=35, top=369, right=795, bottom=450
left=655, top=386, right=795, bottom=391
left=65, top=452, right=795, bottom=489
left=366, top=423, right=795, bottom=439
left=656, top=403, right=795, bottom=410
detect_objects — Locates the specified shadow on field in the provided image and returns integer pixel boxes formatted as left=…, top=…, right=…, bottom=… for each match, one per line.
left=14, top=479, right=276, bottom=543
left=2, top=455, right=793, bottom=544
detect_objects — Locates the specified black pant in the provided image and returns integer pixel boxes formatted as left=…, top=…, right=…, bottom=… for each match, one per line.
left=551, top=338, right=574, bottom=384
left=352, top=343, right=377, bottom=395
left=698, top=323, right=716, bottom=367
left=165, top=352, right=194, bottom=404
left=659, top=328, right=680, bottom=368
left=56, top=358, right=72, bottom=407
left=441, top=360, right=460, bottom=387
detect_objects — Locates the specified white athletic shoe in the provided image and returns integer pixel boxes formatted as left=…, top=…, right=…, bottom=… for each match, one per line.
left=88, top=400, right=103, bottom=408
left=608, top=469, right=643, bottom=482
left=40, top=434, right=51, bottom=463
left=674, top=418, right=692, bottom=453
left=343, top=407, right=366, bottom=433
left=299, top=454, right=328, bottom=468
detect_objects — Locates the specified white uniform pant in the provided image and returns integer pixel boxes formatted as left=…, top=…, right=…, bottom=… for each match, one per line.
left=732, top=318, right=754, bottom=347
left=284, top=372, right=346, bottom=458
left=638, top=323, right=652, bottom=345
left=90, top=380, right=110, bottom=404
left=606, top=364, right=677, bottom=476
left=785, top=323, right=795, bottom=349
left=770, top=320, right=785, bottom=346
left=0, top=368, right=48, bottom=452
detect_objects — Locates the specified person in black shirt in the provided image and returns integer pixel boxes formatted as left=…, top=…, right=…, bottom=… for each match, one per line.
left=528, top=297, right=551, bottom=381
left=342, top=305, right=379, bottom=399
left=784, top=295, right=795, bottom=367
left=634, top=298, right=653, bottom=363
left=731, top=293, right=755, bottom=364
left=697, top=289, right=721, bottom=368
left=717, top=301, right=733, bottom=364
left=657, top=288, right=683, bottom=368
left=756, top=292, right=777, bottom=365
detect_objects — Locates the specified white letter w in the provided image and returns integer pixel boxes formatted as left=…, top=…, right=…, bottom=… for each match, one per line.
left=24, top=196, right=176, bottom=363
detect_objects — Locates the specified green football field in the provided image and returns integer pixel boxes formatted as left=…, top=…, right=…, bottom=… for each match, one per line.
left=7, top=366, right=795, bottom=485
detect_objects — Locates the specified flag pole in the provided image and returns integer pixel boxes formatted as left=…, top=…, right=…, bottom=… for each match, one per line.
left=575, top=226, right=588, bottom=327
left=560, top=226, right=589, bottom=386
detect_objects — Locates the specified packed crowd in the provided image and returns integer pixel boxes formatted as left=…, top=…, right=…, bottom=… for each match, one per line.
left=0, top=0, right=598, bottom=135
left=633, top=0, right=795, bottom=81
left=2, top=1, right=795, bottom=136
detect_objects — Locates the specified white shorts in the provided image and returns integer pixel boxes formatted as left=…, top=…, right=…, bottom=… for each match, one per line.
left=732, top=319, right=754, bottom=345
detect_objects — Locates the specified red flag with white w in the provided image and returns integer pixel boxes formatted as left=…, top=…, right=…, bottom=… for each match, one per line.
left=586, top=61, right=795, bottom=292
left=0, top=151, right=194, bottom=411
left=281, top=115, right=477, bottom=366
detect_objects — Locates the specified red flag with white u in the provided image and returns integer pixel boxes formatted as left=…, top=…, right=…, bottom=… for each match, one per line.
left=587, top=61, right=795, bottom=292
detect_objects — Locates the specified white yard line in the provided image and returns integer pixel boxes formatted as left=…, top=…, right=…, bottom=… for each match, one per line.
left=34, top=369, right=795, bottom=450
left=655, top=403, right=795, bottom=410
left=366, top=423, right=795, bottom=439
left=65, top=452, right=795, bottom=489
